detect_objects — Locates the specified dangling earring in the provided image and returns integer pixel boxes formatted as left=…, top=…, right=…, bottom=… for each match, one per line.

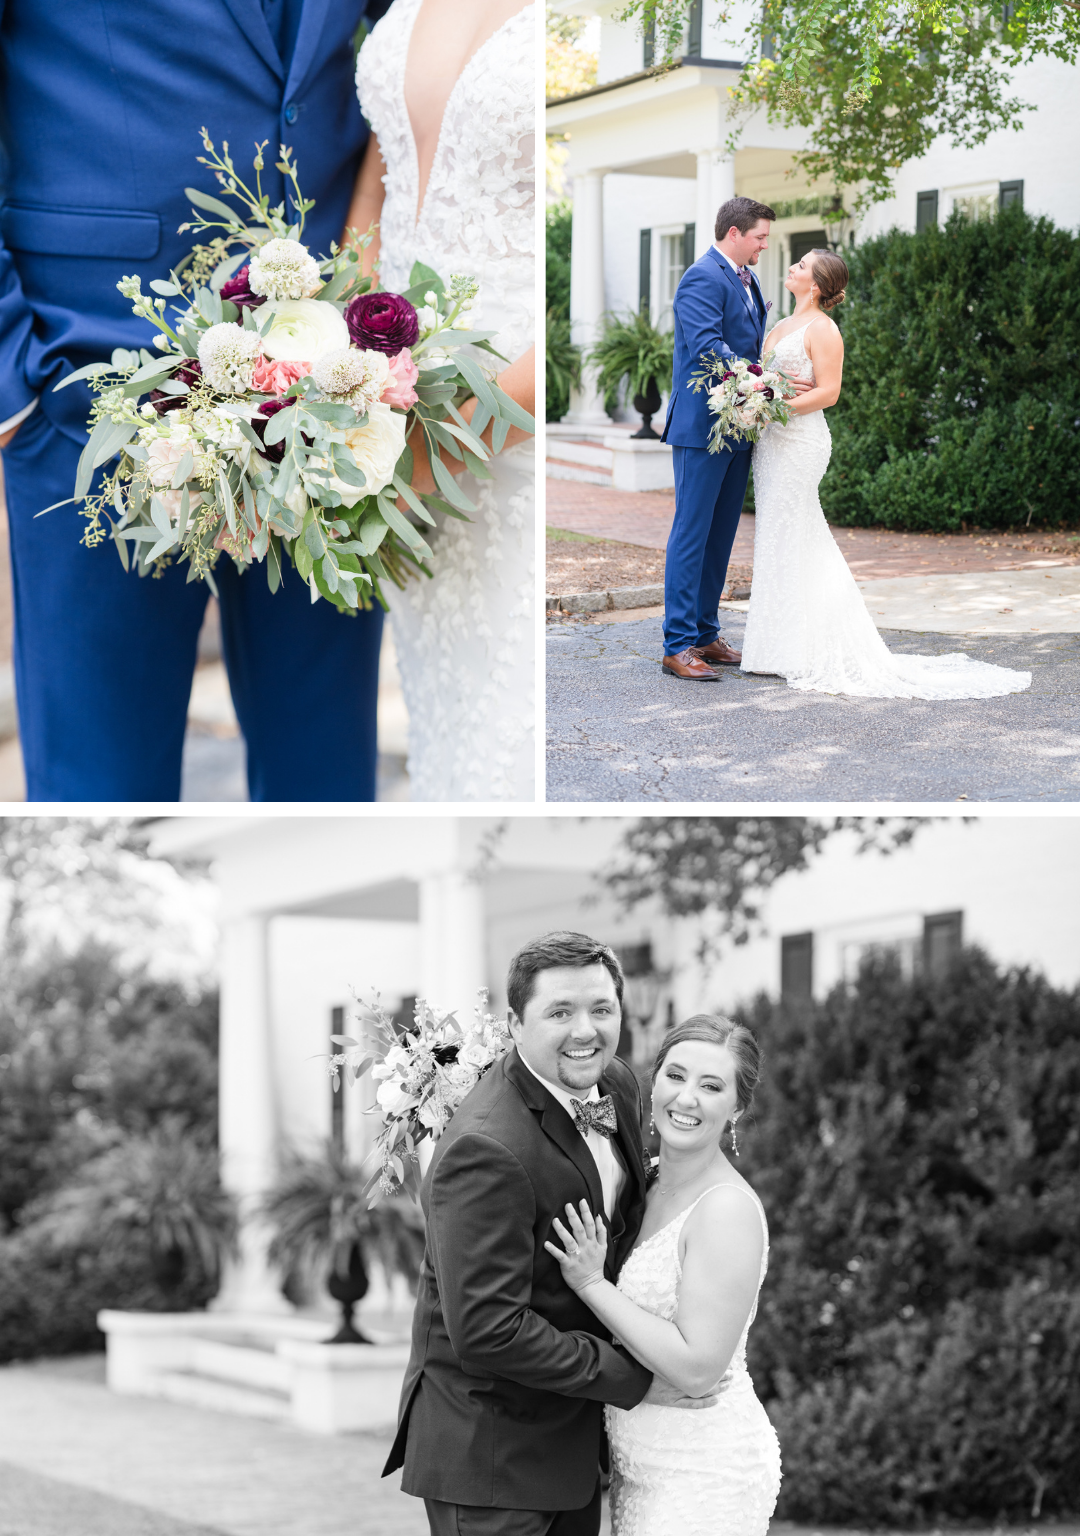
left=730, top=1115, right=740, bottom=1157
left=649, top=1111, right=657, bottom=1133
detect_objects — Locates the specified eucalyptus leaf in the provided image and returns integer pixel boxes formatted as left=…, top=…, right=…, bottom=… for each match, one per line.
left=149, top=279, right=181, bottom=297
left=430, top=451, right=477, bottom=512
left=185, top=186, right=243, bottom=222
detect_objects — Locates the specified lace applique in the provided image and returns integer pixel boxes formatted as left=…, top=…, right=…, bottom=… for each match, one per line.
left=355, top=1, right=535, bottom=799
left=606, top=1186, right=782, bottom=1536
left=742, top=324, right=1031, bottom=700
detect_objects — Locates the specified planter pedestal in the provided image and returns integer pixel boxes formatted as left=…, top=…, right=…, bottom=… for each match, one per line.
left=604, top=436, right=674, bottom=492
left=280, top=1340, right=410, bottom=1433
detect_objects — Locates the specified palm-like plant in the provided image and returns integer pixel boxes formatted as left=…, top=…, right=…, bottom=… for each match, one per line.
left=262, top=1141, right=424, bottom=1344
left=546, top=308, right=582, bottom=422
left=589, top=310, right=675, bottom=437
left=27, top=1118, right=237, bottom=1291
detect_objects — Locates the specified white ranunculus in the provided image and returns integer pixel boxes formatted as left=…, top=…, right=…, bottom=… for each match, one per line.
left=304, top=402, right=407, bottom=506
left=259, top=298, right=350, bottom=364
left=376, top=1077, right=414, bottom=1117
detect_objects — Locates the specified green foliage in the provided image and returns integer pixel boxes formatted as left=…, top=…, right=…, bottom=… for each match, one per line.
left=546, top=202, right=579, bottom=422
left=589, top=310, right=674, bottom=417
left=262, top=1140, right=425, bottom=1289
left=738, top=948, right=1080, bottom=1523
left=822, top=206, right=1080, bottom=531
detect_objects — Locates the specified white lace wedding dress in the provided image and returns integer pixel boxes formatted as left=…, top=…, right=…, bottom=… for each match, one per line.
left=356, top=0, right=535, bottom=799
left=741, top=321, right=1031, bottom=698
left=606, top=1184, right=782, bottom=1536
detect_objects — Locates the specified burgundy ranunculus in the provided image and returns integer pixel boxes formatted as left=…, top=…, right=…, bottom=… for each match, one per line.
left=149, top=358, right=203, bottom=415
left=762, top=387, right=775, bottom=401
left=720, top=371, right=735, bottom=383
left=747, top=363, right=764, bottom=376
left=251, top=398, right=313, bottom=464
left=220, top=264, right=265, bottom=313
left=344, top=291, right=420, bottom=355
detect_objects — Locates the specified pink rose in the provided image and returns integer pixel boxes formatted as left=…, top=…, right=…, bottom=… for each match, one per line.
left=251, top=356, right=310, bottom=395
left=380, top=347, right=419, bottom=409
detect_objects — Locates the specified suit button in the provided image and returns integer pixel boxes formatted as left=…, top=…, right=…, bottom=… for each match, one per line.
left=284, top=102, right=299, bottom=125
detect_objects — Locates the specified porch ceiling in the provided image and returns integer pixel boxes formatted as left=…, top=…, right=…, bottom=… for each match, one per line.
left=614, top=152, right=697, bottom=179
left=278, top=878, right=420, bottom=923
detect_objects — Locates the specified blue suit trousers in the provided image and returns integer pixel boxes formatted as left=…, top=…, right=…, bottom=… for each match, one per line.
left=663, top=445, right=751, bottom=656
left=2, top=408, right=383, bottom=801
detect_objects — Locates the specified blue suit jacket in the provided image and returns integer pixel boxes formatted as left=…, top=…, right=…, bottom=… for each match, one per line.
left=662, top=246, right=767, bottom=450
left=0, top=0, right=387, bottom=446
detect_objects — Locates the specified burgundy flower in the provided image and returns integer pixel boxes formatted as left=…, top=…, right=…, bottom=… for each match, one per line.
left=149, top=358, right=203, bottom=415
left=721, top=370, right=735, bottom=383
left=762, top=387, right=775, bottom=401
left=250, top=397, right=314, bottom=464
left=345, top=291, right=420, bottom=355
left=747, top=363, right=764, bottom=376
left=220, top=264, right=265, bottom=313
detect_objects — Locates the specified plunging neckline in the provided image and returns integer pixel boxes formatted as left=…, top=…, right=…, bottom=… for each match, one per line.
left=403, top=0, right=534, bottom=229
left=765, top=317, right=813, bottom=358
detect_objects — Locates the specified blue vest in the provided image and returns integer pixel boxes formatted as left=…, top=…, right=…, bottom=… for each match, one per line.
left=0, top=0, right=387, bottom=444
left=662, top=247, right=767, bottom=450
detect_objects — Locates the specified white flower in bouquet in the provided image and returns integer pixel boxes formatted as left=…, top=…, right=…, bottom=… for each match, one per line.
left=376, top=1076, right=416, bottom=1117
left=310, top=346, right=390, bottom=411
left=198, top=322, right=262, bottom=394
left=194, top=404, right=253, bottom=452
left=247, top=237, right=322, bottom=301
left=142, top=423, right=204, bottom=522
left=259, top=297, right=350, bottom=364
left=415, top=304, right=440, bottom=338
left=304, top=401, right=406, bottom=506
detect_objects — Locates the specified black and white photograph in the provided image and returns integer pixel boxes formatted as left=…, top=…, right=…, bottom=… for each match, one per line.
left=0, top=813, right=1076, bottom=1536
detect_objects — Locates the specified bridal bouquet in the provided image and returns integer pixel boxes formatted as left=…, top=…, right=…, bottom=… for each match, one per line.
left=689, top=352, right=798, bottom=453
left=51, top=133, right=533, bottom=612
left=328, top=990, right=511, bottom=1202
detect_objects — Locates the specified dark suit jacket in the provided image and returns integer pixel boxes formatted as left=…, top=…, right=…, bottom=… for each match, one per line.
left=662, top=246, right=767, bottom=449
left=383, top=1048, right=653, bottom=1511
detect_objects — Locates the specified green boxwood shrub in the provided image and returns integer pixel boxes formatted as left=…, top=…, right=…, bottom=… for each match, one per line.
left=823, top=206, right=1080, bottom=531
left=740, top=948, right=1080, bottom=1524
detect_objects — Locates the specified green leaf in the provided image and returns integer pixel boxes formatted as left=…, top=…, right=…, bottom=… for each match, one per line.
left=149, top=279, right=181, bottom=297
left=177, top=484, right=191, bottom=541
left=377, top=493, right=432, bottom=557
left=429, top=450, right=477, bottom=512
left=489, top=384, right=535, bottom=433
left=149, top=495, right=173, bottom=538
left=304, top=517, right=327, bottom=559
left=267, top=533, right=283, bottom=593
left=170, top=449, right=194, bottom=490
left=184, top=186, right=243, bottom=222
left=53, top=361, right=116, bottom=391
left=391, top=473, right=436, bottom=525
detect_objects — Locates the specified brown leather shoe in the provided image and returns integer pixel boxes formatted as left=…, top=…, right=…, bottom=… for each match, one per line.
left=693, top=638, right=743, bottom=666
left=662, top=648, right=719, bottom=680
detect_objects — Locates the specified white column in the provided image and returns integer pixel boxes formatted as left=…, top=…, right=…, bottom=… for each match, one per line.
left=695, top=150, right=736, bottom=258
left=419, top=873, right=486, bottom=1014
left=563, top=168, right=611, bottom=426
left=211, top=913, right=291, bottom=1315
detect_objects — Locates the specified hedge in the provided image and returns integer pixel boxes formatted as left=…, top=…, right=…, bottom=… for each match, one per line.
left=740, top=948, right=1080, bottom=1524
left=822, top=205, right=1080, bottom=532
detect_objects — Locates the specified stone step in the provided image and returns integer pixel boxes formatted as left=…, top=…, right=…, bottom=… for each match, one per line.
left=190, top=1337, right=292, bottom=1392
left=546, top=440, right=613, bottom=470
left=546, top=461, right=611, bottom=486
left=157, top=1368, right=289, bottom=1421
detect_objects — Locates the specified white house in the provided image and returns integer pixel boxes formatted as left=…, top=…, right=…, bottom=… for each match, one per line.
left=98, top=813, right=1079, bottom=1431
left=547, top=0, right=1080, bottom=456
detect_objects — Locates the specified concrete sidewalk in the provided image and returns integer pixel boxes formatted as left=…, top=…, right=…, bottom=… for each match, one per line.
left=547, top=613, right=1080, bottom=803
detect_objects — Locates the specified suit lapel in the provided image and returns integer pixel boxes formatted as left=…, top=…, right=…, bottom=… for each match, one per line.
left=222, top=0, right=285, bottom=80
left=285, top=0, right=334, bottom=98
left=505, top=1049, right=605, bottom=1219
left=600, top=1063, right=647, bottom=1276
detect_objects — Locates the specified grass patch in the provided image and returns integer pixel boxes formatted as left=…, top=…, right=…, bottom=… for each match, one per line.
left=546, top=525, right=607, bottom=544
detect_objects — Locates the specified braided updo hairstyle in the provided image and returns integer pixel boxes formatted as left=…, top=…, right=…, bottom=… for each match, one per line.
left=809, top=249, right=848, bottom=312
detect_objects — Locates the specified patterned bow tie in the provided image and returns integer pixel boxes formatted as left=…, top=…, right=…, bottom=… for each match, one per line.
left=571, top=1095, right=618, bottom=1139
left=737, top=266, right=753, bottom=290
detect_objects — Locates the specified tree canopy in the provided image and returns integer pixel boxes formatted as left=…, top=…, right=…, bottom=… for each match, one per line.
left=614, top=1, right=1080, bottom=211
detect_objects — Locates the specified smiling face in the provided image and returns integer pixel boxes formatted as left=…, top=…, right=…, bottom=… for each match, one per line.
left=784, top=252, right=819, bottom=302
left=722, top=217, right=771, bottom=267
left=508, top=962, right=622, bottom=1096
left=651, top=1039, right=740, bottom=1151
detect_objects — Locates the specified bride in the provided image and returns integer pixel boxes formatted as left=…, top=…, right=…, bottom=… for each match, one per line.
left=546, top=1016, right=781, bottom=1536
left=347, top=0, right=535, bottom=799
left=741, top=249, right=1030, bottom=699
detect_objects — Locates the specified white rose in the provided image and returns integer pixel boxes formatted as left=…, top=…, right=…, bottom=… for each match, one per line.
left=376, top=1078, right=414, bottom=1116
left=304, top=402, right=407, bottom=506
left=259, top=298, right=350, bottom=364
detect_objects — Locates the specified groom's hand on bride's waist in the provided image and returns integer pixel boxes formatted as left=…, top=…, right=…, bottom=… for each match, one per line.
left=642, top=1375, right=721, bottom=1410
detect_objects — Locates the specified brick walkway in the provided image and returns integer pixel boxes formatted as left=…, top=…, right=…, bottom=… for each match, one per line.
left=546, top=478, right=1080, bottom=581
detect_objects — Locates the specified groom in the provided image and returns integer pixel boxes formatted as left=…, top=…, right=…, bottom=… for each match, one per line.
left=384, top=931, right=656, bottom=1535
left=661, top=196, right=800, bottom=681
left=0, top=0, right=389, bottom=800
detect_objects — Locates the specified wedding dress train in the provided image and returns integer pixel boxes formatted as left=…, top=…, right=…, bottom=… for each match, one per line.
left=356, top=0, right=535, bottom=799
left=741, top=322, right=1031, bottom=699
left=606, top=1184, right=782, bottom=1536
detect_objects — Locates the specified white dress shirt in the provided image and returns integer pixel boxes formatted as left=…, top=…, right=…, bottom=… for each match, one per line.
left=713, top=243, right=758, bottom=317
left=0, top=397, right=38, bottom=438
left=519, top=1050, right=624, bottom=1221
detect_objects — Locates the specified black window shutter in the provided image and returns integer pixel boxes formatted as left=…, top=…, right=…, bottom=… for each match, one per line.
left=682, top=222, right=696, bottom=270
left=687, top=0, right=703, bottom=55
left=644, top=17, right=655, bottom=68
left=999, top=179, right=1023, bottom=210
left=923, top=911, right=963, bottom=979
left=639, top=229, right=652, bottom=315
left=916, top=190, right=939, bottom=233
left=781, top=933, right=813, bottom=1001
